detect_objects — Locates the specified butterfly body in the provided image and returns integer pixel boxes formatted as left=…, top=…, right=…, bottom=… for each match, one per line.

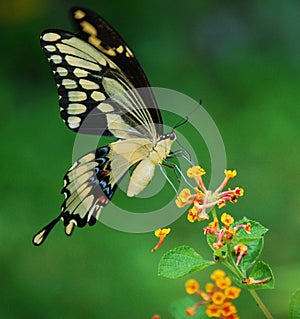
left=33, top=7, right=176, bottom=246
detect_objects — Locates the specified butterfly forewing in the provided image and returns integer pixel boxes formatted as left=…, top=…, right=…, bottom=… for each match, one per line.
left=71, top=7, right=163, bottom=133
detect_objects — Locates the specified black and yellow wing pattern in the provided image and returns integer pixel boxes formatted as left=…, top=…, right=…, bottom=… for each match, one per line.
left=33, top=7, right=176, bottom=246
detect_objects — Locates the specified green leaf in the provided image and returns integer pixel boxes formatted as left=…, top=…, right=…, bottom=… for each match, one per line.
left=289, top=289, right=300, bottom=319
left=243, top=261, right=274, bottom=290
left=233, top=217, right=268, bottom=243
left=158, top=245, right=214, bottom=279
left=233, top=238, right=264, bottom=272
left=206, top=233, right=227, bottom=256
left=170, top=297, right=210, bottom=319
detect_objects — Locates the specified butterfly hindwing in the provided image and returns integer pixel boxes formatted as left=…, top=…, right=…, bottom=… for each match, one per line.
left=33, top=146, right=116, bottom=245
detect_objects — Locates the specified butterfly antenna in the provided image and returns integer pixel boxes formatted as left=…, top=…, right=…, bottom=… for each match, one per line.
left=172, top=100, right=202, bottom=131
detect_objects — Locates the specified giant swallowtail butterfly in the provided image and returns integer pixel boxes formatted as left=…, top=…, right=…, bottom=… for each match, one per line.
left=33, top=7, right=177, bottom=245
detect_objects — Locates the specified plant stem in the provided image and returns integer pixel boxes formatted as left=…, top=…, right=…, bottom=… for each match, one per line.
left=248, top=290, right=273, bottom=319
left=224, top=245, right=273, bottom=319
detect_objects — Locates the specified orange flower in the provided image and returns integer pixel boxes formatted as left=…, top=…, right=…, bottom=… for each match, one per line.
left=215, top=276, right=232, bottom=290
left=151, top=228, right=171, bottom=252
left=221, top=213, right=234, bottom=226
left=225, top=170, right=237, bottom=179
left=176, top=167, right=243, bottom=223
left=225, top=286, right=241, bottom=299
left=187, top=166, right=206, bottom=178
left=212, top=291, right=226, bottom=305
left=221, top=302, right=237, bottom=316
left=206, top=303, right=221, bottom=317
left=233, top=244, right=248, bottom=265
left=210, top=269, right=226, bottom=281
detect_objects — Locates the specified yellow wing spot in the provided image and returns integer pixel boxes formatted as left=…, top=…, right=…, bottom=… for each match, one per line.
left=125, top=46, right=134, bottom=57
left=65, top=220, right=76, bottom=235
left=74, top=9, right=86, bottom=20
left=91, top=91, right=106, bottom=102
left=73, top=68, right=88, bottom=78
left=88, top=35, right=117, bottom=56
left=56, top=67, right=68, bottom=76
left=33, top=230, right=46, bottom=246
left=68, top=116, right=81, bottom=128
left=79, top=78, right=100, bottom=90
left=42, top=32, right=61, bottom=42
left=97, top=103, right=114, bottom=112
left=80, top=20, right=98, bottom=36
left=62, top=79, right=77, bottom=89
left=116, top=45, right=124, bottom=54
left=68, top=91, right=87, bottom=102
left=44, top=45, right=56, bottom=52
left=51, top=55, right=62, bottom=64
left=67, top=103, right=87, bottom=115
left=66, top=55, right=99, bottom=71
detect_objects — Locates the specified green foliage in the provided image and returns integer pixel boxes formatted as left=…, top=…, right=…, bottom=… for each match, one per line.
left=158, top=246, right=214, bottom=279
left=289, top=289, right=300, bottom=319
left=231, top=261, right=275, bottom=290
left=233, top=218, right=268, bottom=243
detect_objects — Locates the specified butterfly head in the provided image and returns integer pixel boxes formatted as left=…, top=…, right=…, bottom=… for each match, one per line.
left=159, top=131, right=176, bottom=142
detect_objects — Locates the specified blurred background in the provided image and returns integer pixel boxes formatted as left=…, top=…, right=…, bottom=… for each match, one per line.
left=1, top=0, right=299, bottom=318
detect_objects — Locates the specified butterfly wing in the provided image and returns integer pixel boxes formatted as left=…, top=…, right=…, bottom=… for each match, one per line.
left=33, top=138, right=153, bottom=245
left=34, top=7, right=173, bottom=245
left=41, top=30, right=161, bottom=139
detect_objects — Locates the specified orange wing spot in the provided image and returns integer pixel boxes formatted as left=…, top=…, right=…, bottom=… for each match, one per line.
left=98, top=195, right=109, bottom=204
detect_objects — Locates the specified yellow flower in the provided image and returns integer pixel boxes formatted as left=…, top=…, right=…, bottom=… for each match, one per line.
left=206, top=303, right=221, bottom=317
left=225, top=170, right=237, bottom=179
left=185, top=306, right=197, bottom=316
left=187, top=206, right=199, bottom=223
left=178, top=188, right=191, bottom=202
left=151, top=228, right=171, bottom=252
left=154, top=228, right=171, bottom=238
left=221, top=302, right=237, bottom=316
left=215, top=276, right=232, bottom=290
left=185, top=279, right=200, bottom=294
left=212, top=291, right=226, bottom=305
left=225, top=286, right=241, bottom=299
left=221, top=213, right=234, bottom=226
left=187, top=166, right=206, bottom=178
left=210, top=269, right=226, bottom=281
left=205, top=282, right=215, bottom=293
left=176, top=188, right=191, bottom=207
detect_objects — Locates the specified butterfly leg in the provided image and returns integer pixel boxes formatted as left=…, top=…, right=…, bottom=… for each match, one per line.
left=162, top=160, right=194, bottom=189
left=168, top=148, right=194, bottom=166
left=158, top=164, right=178, bottom=195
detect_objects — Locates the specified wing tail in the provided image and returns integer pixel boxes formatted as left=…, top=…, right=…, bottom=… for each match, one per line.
left=32, top=215, right=61, bottom=246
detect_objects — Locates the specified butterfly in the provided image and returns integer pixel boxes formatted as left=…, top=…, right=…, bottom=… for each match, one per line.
left=33, top=7, right=178, bottom=246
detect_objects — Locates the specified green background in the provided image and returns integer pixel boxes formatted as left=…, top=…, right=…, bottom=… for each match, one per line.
left=1, top=0, right=299, bottom=318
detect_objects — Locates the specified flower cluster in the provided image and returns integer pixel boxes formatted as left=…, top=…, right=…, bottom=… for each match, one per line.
left=204, top=212, right=251, bottom=254
left=176, top=167, right=244, bottom=223
left=185, top=270, right=241, bottom=318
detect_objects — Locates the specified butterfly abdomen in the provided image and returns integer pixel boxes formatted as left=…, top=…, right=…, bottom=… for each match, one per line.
left=127, top=133, right=176, bottom=197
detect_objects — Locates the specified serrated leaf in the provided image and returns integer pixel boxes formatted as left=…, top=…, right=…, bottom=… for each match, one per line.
left=233, top=238, right=264, bottom=272
left=289, top=289, right=300, bottom=319
left=158, top=245, right=214, bottom=279
left=244, top=261, right=274, bottom=290
left=170, top=297, right=209, bottom=319
left=206, top=233, right=227, bottom=256
left=233, top=217, right=268, bottom=243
